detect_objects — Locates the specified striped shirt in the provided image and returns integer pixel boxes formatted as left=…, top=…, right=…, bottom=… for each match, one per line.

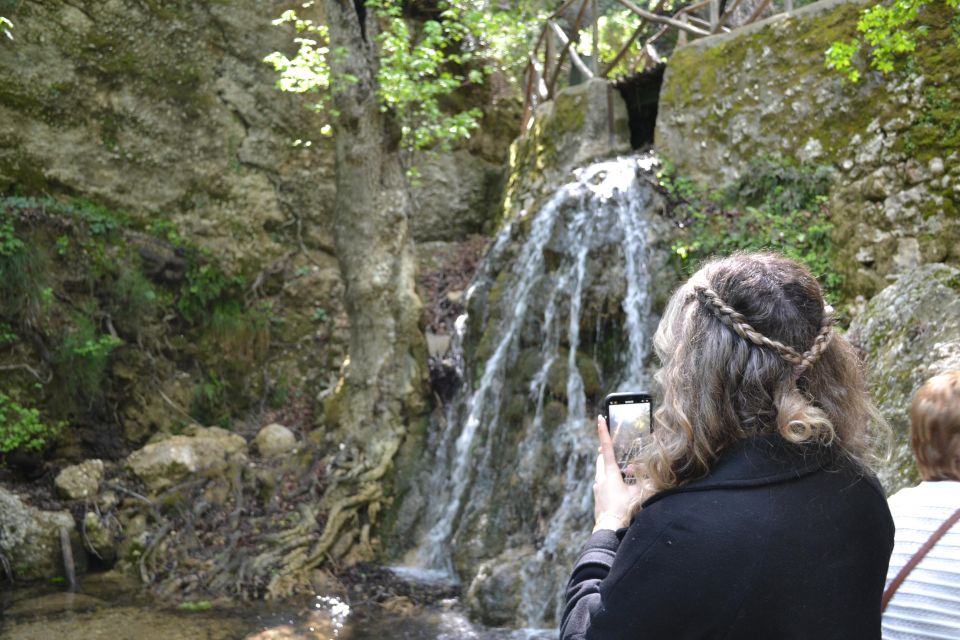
left=883, top=481, right=960, bottom=640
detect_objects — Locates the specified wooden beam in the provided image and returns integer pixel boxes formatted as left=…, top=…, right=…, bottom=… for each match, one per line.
left=547, top=21, right=594, bottom=79
left=745, top=0, right=772, bottom=24
left=718, top=0, right=746, bottom=26
left=548, top=0, right=582, bottom=20
left=547, top=0, right=592, bottom=94
left=591, top=0, right=600, bottom=75
left=613, top=0, right=711, bottom=36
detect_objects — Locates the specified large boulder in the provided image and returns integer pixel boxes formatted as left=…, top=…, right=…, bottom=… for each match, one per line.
left=0, top=487, right=85, bottom=581
left=847, top=263, right=960, bottom=493
left=253, top=423, right=297, bottom=458
left=465, top=545, right=533, bottom=627
left=54, top=459, right=105, bottom=501
left=125, top=426, right=247, bottom=493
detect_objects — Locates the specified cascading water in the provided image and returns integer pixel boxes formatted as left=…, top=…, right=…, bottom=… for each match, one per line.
left=400, top=155, right=663, bottom=629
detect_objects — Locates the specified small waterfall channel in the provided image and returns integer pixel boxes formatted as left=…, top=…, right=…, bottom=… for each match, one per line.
left=397, top=155, right=664, bottom=628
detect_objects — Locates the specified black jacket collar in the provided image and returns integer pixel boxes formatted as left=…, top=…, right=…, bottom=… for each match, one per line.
left=642, top=434, right=834, bottom=509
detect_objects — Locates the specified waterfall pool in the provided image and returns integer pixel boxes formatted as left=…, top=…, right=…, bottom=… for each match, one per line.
left=0, top=572, right=556, bottom=640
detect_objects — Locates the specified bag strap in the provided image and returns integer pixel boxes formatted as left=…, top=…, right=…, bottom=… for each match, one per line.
left=882, top=507, right=960, bottom=612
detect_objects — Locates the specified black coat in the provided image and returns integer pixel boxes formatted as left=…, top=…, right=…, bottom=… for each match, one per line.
left=560, top=435, right=894, bottom=640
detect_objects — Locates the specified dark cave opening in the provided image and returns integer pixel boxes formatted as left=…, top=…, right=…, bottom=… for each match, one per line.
left=616, top=64, right=666, bottom=149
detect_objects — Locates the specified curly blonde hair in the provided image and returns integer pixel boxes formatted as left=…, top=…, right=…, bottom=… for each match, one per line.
left=641, top=253, right=884, bottom=493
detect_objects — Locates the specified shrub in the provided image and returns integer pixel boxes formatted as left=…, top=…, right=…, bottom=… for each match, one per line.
left=53, top=315, right=123, bottom=409
left=107, top=268, right=158, bottom=338
left=0, top=392, right=60, bottom=454
left=190, top=372, right=231, bottom=427
left=177, top=264, right=245, bottom=326
left=0, top=209, right=47, bottom=323
left=663, top=156, right=841, bottom=303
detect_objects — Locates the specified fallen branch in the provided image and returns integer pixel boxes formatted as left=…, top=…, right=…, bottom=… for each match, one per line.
left=547, top=21, right=595, bottom=79
left=0, top=363, right=51, bottom=384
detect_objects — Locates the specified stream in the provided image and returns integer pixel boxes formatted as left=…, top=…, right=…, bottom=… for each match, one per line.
left=0, top=572, right=555, bottom=639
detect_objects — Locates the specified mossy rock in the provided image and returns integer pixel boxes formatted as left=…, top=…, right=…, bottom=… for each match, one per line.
left=541, top=400, right=568, bottom=432
left=847, top=263, right=960, bottom=493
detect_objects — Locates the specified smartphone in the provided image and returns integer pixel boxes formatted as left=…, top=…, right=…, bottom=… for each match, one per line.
left=603, top=392, right=653, bottom=472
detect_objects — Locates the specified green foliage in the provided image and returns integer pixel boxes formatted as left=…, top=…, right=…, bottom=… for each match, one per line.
left=69, top=199, right=129, bottom=237
left=374, top=1, right=484, bottom=151
left=205, top=302, right=270, bottom=364
left=0, top=210, right=24, bottom=256
left=265, top=1, right=540, bottom=151
left=0, top=392, right=60, bottom=454
left=0, top=210, right=47, bottom=323
left=665, top=157, right=842, bottom=302
left=0, top=321, right=17, bottom=347
left=726, top=157, right=833, bottom=215
left=177, top=264, right=244, bottom=325
left=1, top=196, right=129, bottom=239
left=177, top=601, right=213, bottom=612
left=575, top=8, right=653, bottom=79
left=190, top=372, right=231, bottom=427
left=826, top=0, right=960, bottom=81
left=107, top=268, right=158, bottom=337
left=55, top=235, right=70, bottom=256
left=54, top=316, right=123, bottom=408
left=262, top=11, right=333, bottom=138
left=0, top=194, right=271, bottom=457
left=146, top=219, right=186, bottom=247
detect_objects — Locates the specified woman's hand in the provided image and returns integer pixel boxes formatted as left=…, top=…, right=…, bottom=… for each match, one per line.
left=593, top=415, right=644, bottom=532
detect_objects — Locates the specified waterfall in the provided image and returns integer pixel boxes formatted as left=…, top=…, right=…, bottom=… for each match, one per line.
left=403, top=155, right=661, bottom=628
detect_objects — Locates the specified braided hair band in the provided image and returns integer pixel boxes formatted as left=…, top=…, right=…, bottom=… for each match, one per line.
left=693, top=285, right=834, bottom=376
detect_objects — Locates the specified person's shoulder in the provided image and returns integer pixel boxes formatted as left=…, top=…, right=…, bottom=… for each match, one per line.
left=889, top=479, right=960, bottom=509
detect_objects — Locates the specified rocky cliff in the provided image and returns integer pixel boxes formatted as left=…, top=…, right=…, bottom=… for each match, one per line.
left=0, top=0, right=510, bottom=590
left=1, top=0, right=336, bottom=270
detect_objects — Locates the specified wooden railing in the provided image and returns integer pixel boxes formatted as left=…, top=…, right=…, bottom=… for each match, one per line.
left=521, top=0, right=794, bottom=133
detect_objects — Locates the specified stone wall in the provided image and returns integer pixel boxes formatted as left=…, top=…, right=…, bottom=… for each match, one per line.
left=656, top=0, right=960, bottom=301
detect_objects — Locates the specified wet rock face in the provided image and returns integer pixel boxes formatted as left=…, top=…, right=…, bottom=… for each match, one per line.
left=847, top=263, right=960, bottom=493
left=390, top=153, right=681, bottom=627
left=465, top=545, right=534, bottom=627
left=656, top=0, right=960, bottom=300
left=0, top=0, right=335, bottom=270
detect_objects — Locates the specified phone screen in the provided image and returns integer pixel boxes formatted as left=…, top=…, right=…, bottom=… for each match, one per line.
left=605, top=394, right=652, bottom=471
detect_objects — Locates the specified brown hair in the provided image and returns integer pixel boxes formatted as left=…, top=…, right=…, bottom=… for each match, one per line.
left=910, top=371, right=960, bottom=481
left=641, top=252, right=885, bottom=494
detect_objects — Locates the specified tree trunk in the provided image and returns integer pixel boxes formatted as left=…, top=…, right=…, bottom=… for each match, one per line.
left=312, top=0, right=429, bottom=563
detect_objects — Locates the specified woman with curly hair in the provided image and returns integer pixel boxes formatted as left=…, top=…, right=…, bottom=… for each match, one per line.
left=561, top=253, right=894, bottom=640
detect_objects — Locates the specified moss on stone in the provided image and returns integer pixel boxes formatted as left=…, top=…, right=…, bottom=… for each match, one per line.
left=661, top=0, right=869, bottom=162
left=542, top=400, right=567, bottom=432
